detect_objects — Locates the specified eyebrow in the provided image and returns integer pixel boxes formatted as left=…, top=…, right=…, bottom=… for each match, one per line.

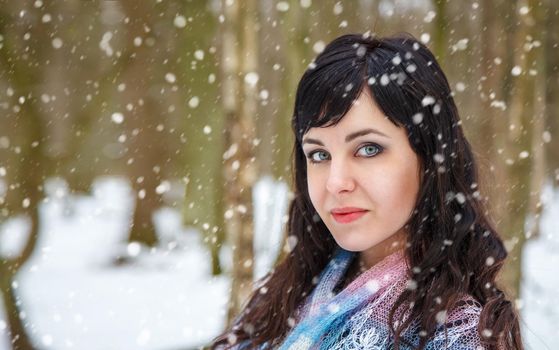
left=302, top=128, right=389, bottom=146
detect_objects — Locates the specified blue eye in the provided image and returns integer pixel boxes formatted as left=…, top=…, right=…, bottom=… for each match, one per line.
left=306, top=144, right=383, bottom=164
left=308, top=150, right=330, bottom=163
left=357, top=144, right=382, bottom=157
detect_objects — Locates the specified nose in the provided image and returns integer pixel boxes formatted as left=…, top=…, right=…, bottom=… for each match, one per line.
left=325, top=159, right=355, bottom=194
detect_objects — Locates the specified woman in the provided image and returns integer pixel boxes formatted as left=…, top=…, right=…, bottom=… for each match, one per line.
left=211, top=33, right=523, bottom=349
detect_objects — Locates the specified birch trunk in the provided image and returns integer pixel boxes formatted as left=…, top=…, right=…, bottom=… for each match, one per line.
left=497, top=0, right=544, bottom=301
left=221, top=0, right=259, bottom=324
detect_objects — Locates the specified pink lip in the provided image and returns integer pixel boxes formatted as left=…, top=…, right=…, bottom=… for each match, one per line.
left=330, top=207, right=368, bottom=224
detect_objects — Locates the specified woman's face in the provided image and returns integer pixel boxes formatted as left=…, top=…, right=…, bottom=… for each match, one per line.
left=302, top=91, right=421, bottom=267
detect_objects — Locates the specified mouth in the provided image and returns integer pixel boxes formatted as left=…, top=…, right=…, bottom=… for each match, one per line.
left=330, top=207, right=369, bottom=224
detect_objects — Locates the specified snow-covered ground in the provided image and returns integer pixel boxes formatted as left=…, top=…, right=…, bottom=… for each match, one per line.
left=0, top=177, right=556, bottom=349
left=0, top=177, right=232, bottom=350
left=520, top=184, right=559, bottom=350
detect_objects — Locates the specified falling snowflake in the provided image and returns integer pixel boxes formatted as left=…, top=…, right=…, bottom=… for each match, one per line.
left=412, top=113, right=423, bottom=124
left=405, top=279, right=418, bottom=291
left=52, top=37, right=63, bottom=49
left=380, top=74, right=390, bottom=86
left=313, top=40, right=325, bottom=54
left=111, top=112, right=124, bottom=124
left=333, top=2, right=343, bottom=15
left=422, top=95, right=435, bottom=106
left=174, top=15, right=186, bottom=28
left=165, top=73, right=176, bottom=84
left=285, top=235, right=298, bottom=253
left=99, top=32, right=114, bottom=57
left=300, top=0, right=312, bottom=8
left=433, top=153, right=444, bottom=163
left=424, top=11, right=436, bottom=23
left=188, top=96, right=199, bottom=108
left=452, top=38, right=469, bottom=52
left=126, top=242, right=142, bottom=256
left=194, top=49, right=204, bottom=60
left=435, top=310, right=448, bottom=324
left=366, top=279, right=380, bottom=293
left=276, top=1, right=289, bottom=12
left=155, top=181, right=170, bottom=194
left=244, top=72, right=259, bottom=87
left=259, top=89, right=269, bottom=100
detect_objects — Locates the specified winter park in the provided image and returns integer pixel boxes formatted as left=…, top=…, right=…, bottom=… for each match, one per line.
left=1, top=1, right=558, bottom=350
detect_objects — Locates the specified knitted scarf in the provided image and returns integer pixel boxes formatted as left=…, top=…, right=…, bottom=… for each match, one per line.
left=275, top=248, right=483, bottom=350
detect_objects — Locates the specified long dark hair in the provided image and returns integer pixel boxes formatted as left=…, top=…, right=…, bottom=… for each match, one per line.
left=211, top=33, right=523, bottom=349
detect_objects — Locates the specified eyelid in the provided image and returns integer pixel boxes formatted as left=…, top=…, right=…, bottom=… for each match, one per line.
left=305, top=142, right=384, bottom=163
left=306, top=149, right=330, bottom=163
left=355, top=142, right=384, bottom=156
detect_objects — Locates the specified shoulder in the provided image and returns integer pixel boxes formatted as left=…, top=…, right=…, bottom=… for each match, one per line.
left=446, top=295, right=482, bottom=327
left=445, top=295, right=483, bottom=329
left=429, top=295, right=484, bottom=349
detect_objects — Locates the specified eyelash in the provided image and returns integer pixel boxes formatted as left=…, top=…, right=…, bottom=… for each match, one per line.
left=306, top=143, right=384, bottom=164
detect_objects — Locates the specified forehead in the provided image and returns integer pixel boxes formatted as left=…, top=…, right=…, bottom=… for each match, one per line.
left=303, top=92, right=396, bottom=139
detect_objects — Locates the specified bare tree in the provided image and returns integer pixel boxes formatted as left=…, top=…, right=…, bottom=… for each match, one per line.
left=220, top=0, right=259, bottom=324
left=496, top=0, right=547, bottom=300
left=0, top=2, right=51, bottom=348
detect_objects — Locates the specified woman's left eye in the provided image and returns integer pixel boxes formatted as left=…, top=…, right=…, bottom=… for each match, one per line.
left=356, top=144, right=383, bottom=157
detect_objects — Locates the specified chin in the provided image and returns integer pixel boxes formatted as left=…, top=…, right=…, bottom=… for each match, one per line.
left=331, top=235, right=374, bottom=253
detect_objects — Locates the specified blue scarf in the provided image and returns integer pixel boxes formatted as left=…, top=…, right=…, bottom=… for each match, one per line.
left=278, top=248, right=408, bottom=349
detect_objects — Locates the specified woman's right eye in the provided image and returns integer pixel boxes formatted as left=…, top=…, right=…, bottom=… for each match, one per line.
left=307, top=150, right=330, bottom=163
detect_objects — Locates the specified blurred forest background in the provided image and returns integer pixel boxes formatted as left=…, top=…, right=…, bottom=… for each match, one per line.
left=0, top=0, right=558, bottom=349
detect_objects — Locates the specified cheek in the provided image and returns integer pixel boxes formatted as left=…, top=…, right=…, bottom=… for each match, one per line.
left=396, top=173, right=420, bottom=209
left=371, top=159, right=420, bottom=213
left=403, top=156, right=421, bottom=202
left=307, top=173, right=318, bottom=208
left=306, top=170, right=323, bottom=209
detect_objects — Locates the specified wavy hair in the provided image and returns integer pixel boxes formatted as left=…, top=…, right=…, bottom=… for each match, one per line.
left=210, top=33, right=523, bottom=350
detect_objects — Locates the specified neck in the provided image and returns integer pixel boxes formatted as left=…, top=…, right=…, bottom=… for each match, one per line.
left=358, top=229, right=407, bottom=269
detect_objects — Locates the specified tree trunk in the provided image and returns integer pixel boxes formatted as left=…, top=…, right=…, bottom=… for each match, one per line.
left=478, top=0, right=511, bottom=224
left=0, top=108, right=43, bottom=349
left=178, top=1, right=226, bottom=276
left=497, top=0, right=544, bottom=301
left=0, top=3, right=50, bottom=347
left=0, top=273, right=37, bottom=350
left=220, top=0, right=259, bottom=325
left=257, top=0, right=283, bottom=178
left=525, top=72, right=547, bottom=239
left=118, top=1, right=166, bottom=248
left=543, top=0, right=559, bottom=182
left=0, top=197, right=40, bottom=350
left=432, top=0, right=448, bottom=63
